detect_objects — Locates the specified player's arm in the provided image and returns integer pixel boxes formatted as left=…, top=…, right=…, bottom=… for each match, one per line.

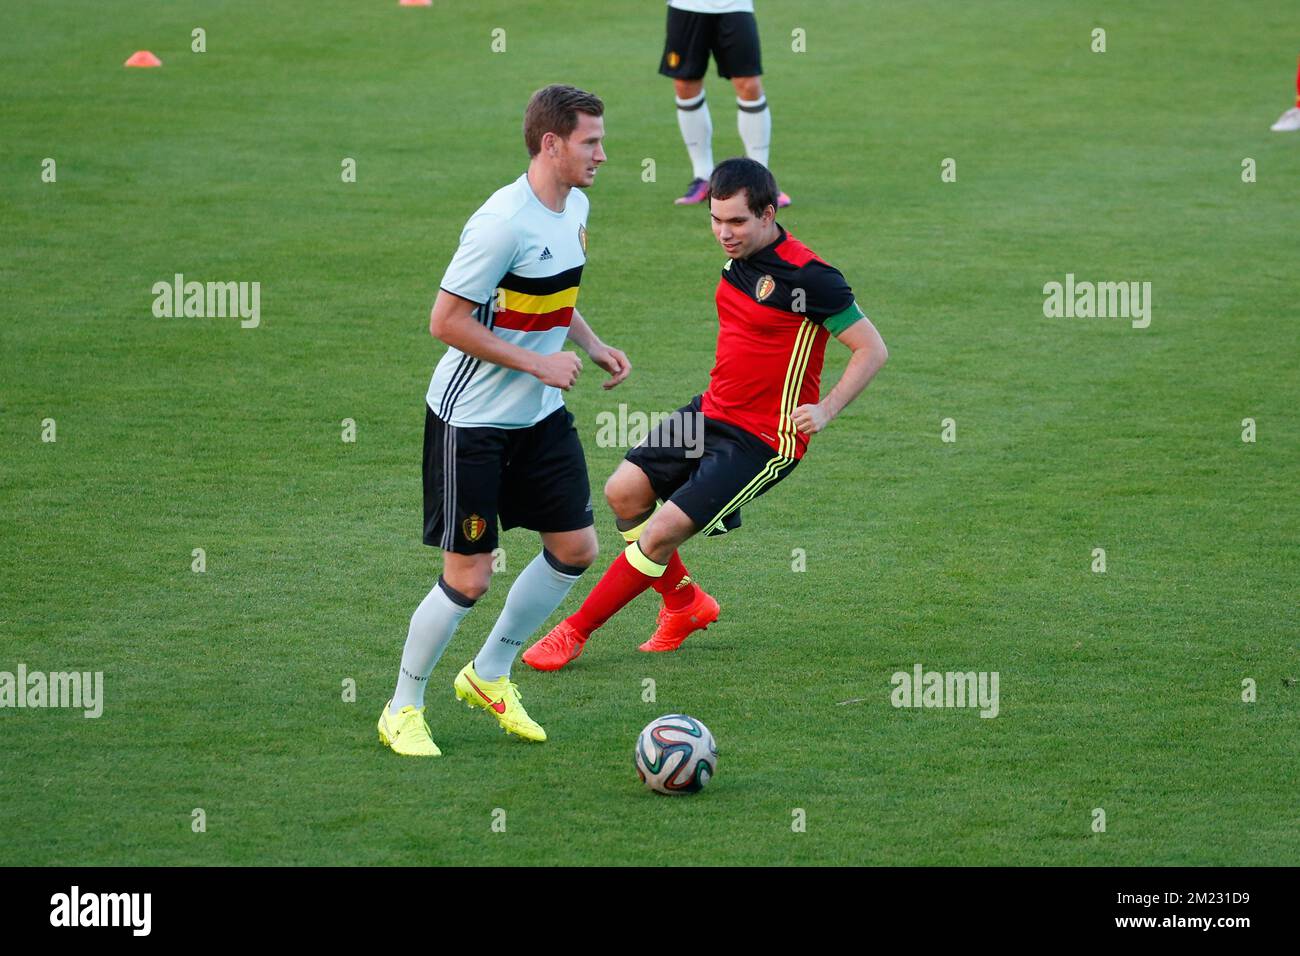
left=430, top=290, right=583, bottom=390
left=792, top=317, right=888, bottom=435
left=566, top=307, right=631, bottom=390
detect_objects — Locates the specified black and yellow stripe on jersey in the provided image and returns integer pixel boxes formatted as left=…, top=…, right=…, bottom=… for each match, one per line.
left=493, top=265, right=583, bottom=333
left=774, top=317, right=817, bottom=460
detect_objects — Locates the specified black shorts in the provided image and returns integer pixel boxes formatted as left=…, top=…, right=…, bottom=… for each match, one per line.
left=659, top=8, right=763, bottom=81
left=624, top=395, right=796, bottom=536
left=422, top=403, right=594, bottom=555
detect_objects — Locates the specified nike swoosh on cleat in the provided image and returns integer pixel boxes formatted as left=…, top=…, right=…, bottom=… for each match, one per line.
left=467, top=674, right=508, bottom=714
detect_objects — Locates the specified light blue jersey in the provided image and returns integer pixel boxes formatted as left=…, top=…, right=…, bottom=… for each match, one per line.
left=428, top=173, right=589, bottom=428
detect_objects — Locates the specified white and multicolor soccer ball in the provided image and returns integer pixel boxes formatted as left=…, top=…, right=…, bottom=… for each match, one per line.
left=634, top=714, right=718, bottom=794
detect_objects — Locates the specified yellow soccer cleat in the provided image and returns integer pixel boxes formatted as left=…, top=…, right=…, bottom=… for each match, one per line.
left=377, top=700, right=442, bottom=757
left=453, top=661, right=547, bottom=742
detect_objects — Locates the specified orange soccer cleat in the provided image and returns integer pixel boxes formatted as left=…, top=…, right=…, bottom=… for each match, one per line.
left=639, top=588, right=720, bottom=653
left=522, top=619, right=588, bottom=672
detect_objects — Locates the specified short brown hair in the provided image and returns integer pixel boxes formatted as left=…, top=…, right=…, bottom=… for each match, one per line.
left=709, top=158, right=779, bottom=217
left=523, top=85, right=604, bottom=157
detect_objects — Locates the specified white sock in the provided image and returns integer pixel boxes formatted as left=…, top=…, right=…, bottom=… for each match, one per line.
left=390, top=578, right=475, bottom=713
left=473, top=550, right=584, bottom=681
left=676, top=91, right=714, bottom=181
left=737, top=95, right=771, bottom=168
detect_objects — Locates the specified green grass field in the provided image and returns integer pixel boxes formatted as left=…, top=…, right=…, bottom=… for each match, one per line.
left=2, top=0, right=1296, bottom=866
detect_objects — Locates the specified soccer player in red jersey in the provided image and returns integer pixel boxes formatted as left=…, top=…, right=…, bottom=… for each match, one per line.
left=523, top=158, right=888, bottom=670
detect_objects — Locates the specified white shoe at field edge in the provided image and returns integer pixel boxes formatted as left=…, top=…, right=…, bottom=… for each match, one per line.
left=1270, top=106, right=1300, bottom=131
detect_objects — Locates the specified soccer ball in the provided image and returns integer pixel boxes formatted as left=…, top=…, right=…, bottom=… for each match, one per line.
left=634, top=714, right=718, bottom=794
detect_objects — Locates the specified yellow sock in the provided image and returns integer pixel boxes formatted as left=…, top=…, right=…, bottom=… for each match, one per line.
left=619, top=504, right=661, bottom=543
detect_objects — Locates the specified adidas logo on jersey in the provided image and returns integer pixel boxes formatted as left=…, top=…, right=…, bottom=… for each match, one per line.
left=539, top=246, right=553, bottom=261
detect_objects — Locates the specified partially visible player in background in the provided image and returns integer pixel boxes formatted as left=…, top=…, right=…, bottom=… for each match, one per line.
left=377, top=85, right=631, bottom=757
left=659, top=0, right=792, bottom=207
left=1269, top=55, right=1300, bottom=130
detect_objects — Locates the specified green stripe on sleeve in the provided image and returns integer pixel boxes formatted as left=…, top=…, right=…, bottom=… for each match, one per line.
left=824, top=300, right=865, bottom=335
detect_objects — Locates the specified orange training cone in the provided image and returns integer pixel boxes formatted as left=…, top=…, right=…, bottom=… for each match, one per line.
left=124, top=51, right=162, bottom=68
left=399, top=0, right=433, bottom=6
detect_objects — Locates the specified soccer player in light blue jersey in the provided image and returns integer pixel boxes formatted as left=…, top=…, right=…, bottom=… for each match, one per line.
left=378, top=85, right=631, bottom=756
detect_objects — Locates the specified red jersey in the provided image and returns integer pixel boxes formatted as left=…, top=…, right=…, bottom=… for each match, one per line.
left=701, top=226, right=864, bottom=459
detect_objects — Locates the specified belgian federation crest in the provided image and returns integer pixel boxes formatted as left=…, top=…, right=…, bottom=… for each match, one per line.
left=755, top=274, right=776, bottom=302
left=462, top=514, right=487, bottom=543
left=578, top=224, right=587, bottom=254
left=666, top=51, right=681, bottom=69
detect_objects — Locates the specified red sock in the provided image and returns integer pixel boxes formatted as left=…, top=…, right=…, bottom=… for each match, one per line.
left=652, top=550, right=698, bottom=611
left=569, top=547, right=662, bottom=636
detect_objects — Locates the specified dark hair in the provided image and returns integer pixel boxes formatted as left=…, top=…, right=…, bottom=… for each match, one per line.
left=523, top=85, right=605, bottom=157
left=708, top=158, right=779, bottom=217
